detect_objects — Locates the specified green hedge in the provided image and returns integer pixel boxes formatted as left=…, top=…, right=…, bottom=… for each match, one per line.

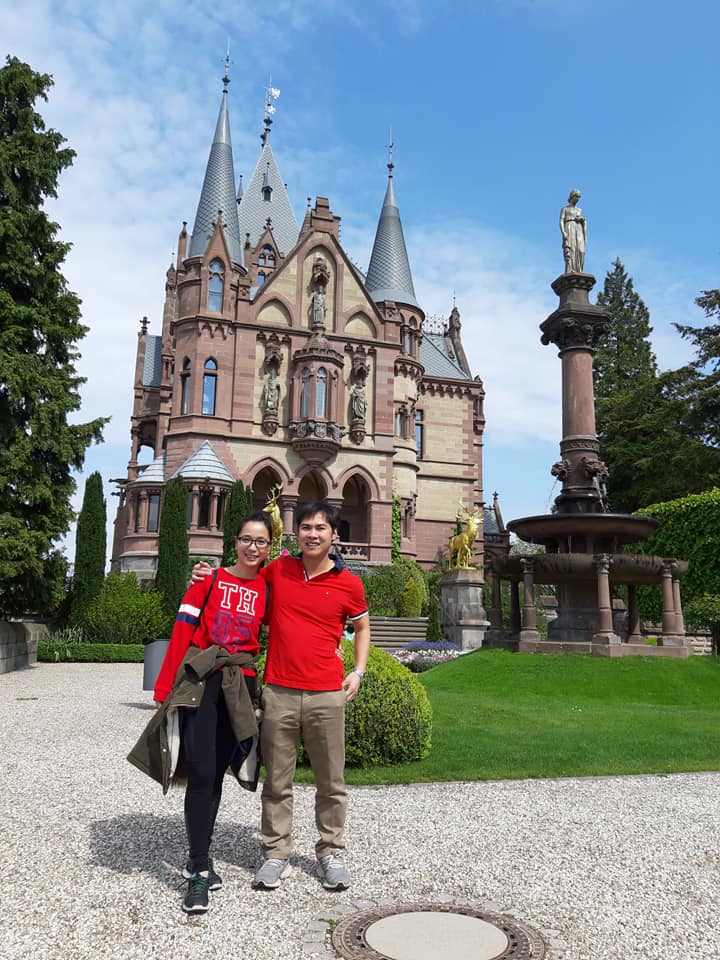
left=361, top=560, right=431, bottom=618
left=84, top=572, right=169, bottom=644
left=38, top=641, right=144, bottom=663
left=635, top=488, right=720, bottom=621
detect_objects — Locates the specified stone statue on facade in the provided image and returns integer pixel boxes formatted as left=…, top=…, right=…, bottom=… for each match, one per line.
left=311, top=289, right=326, bottom=328
left=261, top=372, right=280, bottom=414
left=560, top=189, right=586, bottom=274
left=350, top=382, right=367, bottom=422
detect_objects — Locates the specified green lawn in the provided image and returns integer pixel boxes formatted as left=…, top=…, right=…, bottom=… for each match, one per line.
left=339, top=649, right=720, bottom=785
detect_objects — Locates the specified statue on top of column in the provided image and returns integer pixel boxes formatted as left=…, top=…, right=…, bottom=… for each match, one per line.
left=560, top=189, right=586, bottom=274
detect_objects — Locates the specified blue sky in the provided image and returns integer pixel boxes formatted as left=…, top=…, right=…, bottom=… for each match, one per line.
left=3, top=0, right=719, bottom=561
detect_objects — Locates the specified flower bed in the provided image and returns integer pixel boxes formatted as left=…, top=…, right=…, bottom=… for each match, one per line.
left=390, top=640, right=462, bottom=672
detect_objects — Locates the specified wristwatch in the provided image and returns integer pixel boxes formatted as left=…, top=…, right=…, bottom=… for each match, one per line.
left=352, top=668, right=365, bottom=680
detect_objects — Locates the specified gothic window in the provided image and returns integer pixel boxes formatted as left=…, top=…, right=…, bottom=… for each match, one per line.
left=180, top=358, right=191, bottom=415
left=403, top=329, right=413, bottom=355
left=198, top=490, right=211, bottom=529
left=415, top=409, right=424, bottom=458
left=395, top=410, right=403, bottom=437
left=315, top=367, right=327, bottom=418
left=202, top=359, right=217, bottom=416
left=300, top=368, right=311, bottom=418
left=262, top=184, right=272, bottom=202
left=208, top=259, right=224, bottom=312
left=257, top=272, right=266, bottom=286
left=258, top=245, right=276, bottom=267
left=147, top=493, right=160, bottom=533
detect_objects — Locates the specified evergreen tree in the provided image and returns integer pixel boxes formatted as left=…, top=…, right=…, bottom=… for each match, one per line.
left=222, top=480, right=253, bottom=564
left=594, top=258, right=657, bottom=397
left=70, top=471, right=106, bottom=625
left=672, top=288, right=720, bottom=451
left=593, top=264, right=720, bottom=512
left=155, top=477, right=189, bottom=622
left=0, top=57, right=106, bottom=617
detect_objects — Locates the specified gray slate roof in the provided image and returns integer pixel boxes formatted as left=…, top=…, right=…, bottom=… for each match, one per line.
left=171, top=440, right=234, bottom=483
left=365, top=175, right=419, bottom=309
left=483, top=505, right=501, bottom=534
left=142, top=335, right=162, bottom=388
left=188, top=86, right=243, bottom=267
left=420, top=331, right=469, bottom=379
left=130, top=451, right=166, bottom=485
left=237, top=141, right=299, bottom=257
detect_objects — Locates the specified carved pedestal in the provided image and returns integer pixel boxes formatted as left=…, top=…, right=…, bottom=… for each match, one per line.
left=440, top=568, right=488, bottom=652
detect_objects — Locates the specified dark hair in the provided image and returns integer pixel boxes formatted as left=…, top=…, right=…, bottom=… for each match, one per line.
left=234, top=511, right=273, bottom=541
left=294, top=499, right=339, bottom=532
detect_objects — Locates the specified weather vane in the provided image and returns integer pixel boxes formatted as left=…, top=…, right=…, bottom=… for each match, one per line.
left=265, top=77, right=281, bottom=119
left=387, top=127, right=394, bottom=174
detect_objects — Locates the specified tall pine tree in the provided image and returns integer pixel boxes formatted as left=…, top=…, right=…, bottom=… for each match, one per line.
left=0, top=57, right=106, bottom=617
left=594, top=262, right=720, bottom=511
left=154, top=477, right=189, bottom=624
left=222, top=480, right=253, bottom=565
left=672, top=287, right=720, bottom=451
left=70, top=471, right=106, bottom=626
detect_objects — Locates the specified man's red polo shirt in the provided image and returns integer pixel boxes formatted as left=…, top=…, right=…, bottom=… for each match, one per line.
left=261, top=555, right=367, bottom=691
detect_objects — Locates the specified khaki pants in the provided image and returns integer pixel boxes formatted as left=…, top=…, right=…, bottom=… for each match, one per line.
left=260, top=684, right=347, bottom=859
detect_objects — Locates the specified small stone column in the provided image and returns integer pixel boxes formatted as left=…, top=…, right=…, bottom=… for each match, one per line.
left=593, top=554, right=620, bottom=644
left=672, top=567, right=686, bottom=637
left=626, top=584, right=643, bottom=643
left=440, top=568, right=488, bottom=651
left=519, top=558, right=541, bottom=644
left=659, top=559, right=682, bottom=646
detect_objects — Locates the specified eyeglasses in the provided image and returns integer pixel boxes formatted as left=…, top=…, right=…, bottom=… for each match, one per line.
left=237, top=535, right=270, bottom=549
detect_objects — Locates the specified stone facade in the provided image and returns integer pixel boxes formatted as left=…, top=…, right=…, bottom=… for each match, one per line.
left=111, top=83, right=486, bottom=576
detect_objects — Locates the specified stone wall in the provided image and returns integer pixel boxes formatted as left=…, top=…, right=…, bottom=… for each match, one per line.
left=0, top=621, right=48, bottom=674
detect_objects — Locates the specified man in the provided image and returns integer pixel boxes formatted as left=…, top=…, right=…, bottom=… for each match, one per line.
left=195, top=499, right=369, bottom=890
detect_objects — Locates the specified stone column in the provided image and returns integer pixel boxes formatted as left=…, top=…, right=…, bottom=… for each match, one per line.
left=519, top=558, right=541, bottom=644
left=188, top=485, right=199, bottom=531
left=626, top=584, right=643, bottom=643
left=671, top=567, right=686, bottom=637
left=137, top=491, right=149, bottom=533
left=440, top=568, right=488, bottom=651
left=593, top=554, right=620, bottom=644
left=209, top=490, right=219, bottom=532
left=281, top=496, right=297, bottom=539
left=659, top=559, right=681, bottom=646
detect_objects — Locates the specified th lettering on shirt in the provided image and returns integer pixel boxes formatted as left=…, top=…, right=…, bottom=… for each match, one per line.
left=211, top=582, right=260, bottom=653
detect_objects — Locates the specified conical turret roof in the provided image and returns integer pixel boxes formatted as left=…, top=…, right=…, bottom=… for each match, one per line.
left=365, top=171, right=419, bottom=309
left=237, top=140, right=299, bottom=256
left=188, top=79, right=243, bottom=267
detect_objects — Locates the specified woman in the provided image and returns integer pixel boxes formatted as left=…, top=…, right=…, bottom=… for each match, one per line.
left=560, top=188, right=586, bottom=274
left=153, top=512, right=272, bottom=914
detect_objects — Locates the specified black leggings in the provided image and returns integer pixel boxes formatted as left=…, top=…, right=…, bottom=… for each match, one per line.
left=182, top=669, right=256, bottom=873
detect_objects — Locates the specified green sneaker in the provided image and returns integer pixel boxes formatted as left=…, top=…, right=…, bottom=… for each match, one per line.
left=183, top=856, right=222, bottom=891
left=182, top=872, right=209, bottom=914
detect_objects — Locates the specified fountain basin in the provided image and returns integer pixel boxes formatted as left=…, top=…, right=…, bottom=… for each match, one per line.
left=507, top=512, right=659, bottom=553
left=492, top=552, right=687, bottom=586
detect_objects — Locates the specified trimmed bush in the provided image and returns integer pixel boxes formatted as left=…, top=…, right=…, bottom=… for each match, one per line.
left=70, top=471, right=107, bottom=626
left=341, top=640, right=432, bottom=766
left=38, top=641, right=144, bottom=662
left=155, top=477, right=189, bottom=622
left=84, top=572, right=168, bottom=644
left=684, top=595, right=720, bottom=655
left=222, top=480, right=253, bottom=565
left=398, top=579, right=422, bottom=617
left=361, top=560, right=431, bottom=618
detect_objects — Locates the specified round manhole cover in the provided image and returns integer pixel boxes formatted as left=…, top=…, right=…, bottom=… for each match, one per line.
left=331, top=903, right=546, bottom=960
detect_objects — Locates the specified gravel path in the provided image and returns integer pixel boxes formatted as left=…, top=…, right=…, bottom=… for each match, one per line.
left=2, top=663, right=719, bottom=960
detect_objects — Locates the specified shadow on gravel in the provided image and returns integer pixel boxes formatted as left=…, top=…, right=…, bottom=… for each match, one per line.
left=121, top=702, right=156, bottom=711
left=90, top=814, right=260, bottom=890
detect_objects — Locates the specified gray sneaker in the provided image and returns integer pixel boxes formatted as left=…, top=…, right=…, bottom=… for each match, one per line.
left=318, top=850, right=350, bottom=890
left=253, top=857, right=291, bottom=889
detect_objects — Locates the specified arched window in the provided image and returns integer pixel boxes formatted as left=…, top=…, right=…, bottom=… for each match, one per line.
left=202, top=358, right=217, bottom=416
left=300, top=368, right=311, bottom=418
left=208, top=259, right=224, bottom=312
left=257, top=272, right=266, bottom=286
left=260, top=245, right=276, bottom=267
left=180, top=358, right=192, bottom=415
left=415, top=409, right=424, bottom=458
left=403, top=329, right=413, bottom=355
left=315, top=367, right=327, bottom=418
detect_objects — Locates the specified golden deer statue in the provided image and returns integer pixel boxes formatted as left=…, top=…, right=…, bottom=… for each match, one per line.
left=448, top=503, right=482, bottom=569
left=262, top=483, right=284, bottom=553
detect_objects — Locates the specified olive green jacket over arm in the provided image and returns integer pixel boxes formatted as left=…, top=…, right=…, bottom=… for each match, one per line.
left=127, top=645, right=258, bottom=794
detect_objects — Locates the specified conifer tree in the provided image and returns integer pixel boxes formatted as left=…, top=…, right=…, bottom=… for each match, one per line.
left=222, top=480, right=253, bottom=564
left=155, top=477, right=189, bottom=622
left=70, top=471, right=106, bottom=625
left=0, top=57, right=106, bottom=617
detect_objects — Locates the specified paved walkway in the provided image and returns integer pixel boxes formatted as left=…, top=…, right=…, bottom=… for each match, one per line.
left=2, top=663, right=719, bottom=960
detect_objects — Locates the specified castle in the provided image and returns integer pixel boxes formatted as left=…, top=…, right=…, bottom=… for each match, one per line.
left=110, top=72, right=497, bottom=575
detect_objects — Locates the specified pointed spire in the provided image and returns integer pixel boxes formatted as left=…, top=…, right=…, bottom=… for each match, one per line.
left=187, top=66, right=243, bottom=266
left=238, top=144, right=298, bottom=256
left=365, top=142, right=419, bottom=309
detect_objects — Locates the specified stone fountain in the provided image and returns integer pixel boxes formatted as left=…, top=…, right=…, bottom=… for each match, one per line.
left=488, top=192, right=689, bottom=657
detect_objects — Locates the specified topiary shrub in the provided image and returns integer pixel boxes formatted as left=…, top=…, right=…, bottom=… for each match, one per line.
left=684, top=595, right=720, bottom=656
left=360, top=564, right=407, bottom=616
left=83, top=572, right=168, bottom=644
left=255, top=640, right=432, bottom=766
left=398, top=579, right=422, bottom=617
left=341, top=640, right=432, bottom=766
